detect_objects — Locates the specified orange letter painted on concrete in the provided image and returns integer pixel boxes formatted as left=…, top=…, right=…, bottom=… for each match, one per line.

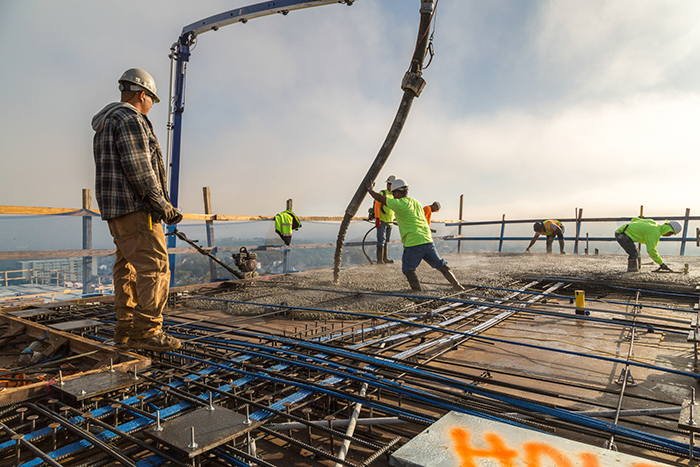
left=578, top=453, right=601, bottom=467
left=450, top=427, right=518, bottom=467
left=523, top=442, right=574, bottom=467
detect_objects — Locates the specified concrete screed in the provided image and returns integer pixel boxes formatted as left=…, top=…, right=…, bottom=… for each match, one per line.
left=186, top=252, right=700, bottom=316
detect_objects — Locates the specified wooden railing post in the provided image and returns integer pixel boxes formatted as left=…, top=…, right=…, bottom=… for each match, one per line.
left=203, top=187, right=218, bottom=281
left=82, top=189, right=94, bottom=295
left=681, top=208, right=691, bottom=256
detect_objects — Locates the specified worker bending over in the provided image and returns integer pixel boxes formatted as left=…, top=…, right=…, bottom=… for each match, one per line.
left=615, top=218, right=681, bottom=272
left=526, top=220, right=565, bottom=254
left=366, top=179, right=464, bottom=292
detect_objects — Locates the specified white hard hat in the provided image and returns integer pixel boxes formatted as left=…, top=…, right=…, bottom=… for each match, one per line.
left=668, top=220, right=682, bottom=234
left=385, top=175, right=396, bottom=184
left=391, top=179, right=408, bottom=192
left=119, top=68, right=160, bottom=103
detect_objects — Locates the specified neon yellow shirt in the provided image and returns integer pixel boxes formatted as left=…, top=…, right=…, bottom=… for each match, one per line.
left=386, top=197, right=432, bottom=247
left=375, top=189, right=395, bottom=223
left=616, top=217, right=674, bottom=265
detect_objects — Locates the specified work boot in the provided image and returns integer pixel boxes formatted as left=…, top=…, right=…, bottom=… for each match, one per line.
left=113, top=333, right=129, bottom=350
left=559, top=239, right=566, bottom=254
left=383, top=247, right=394, bottom=264
left=627, top=258, right=639, bottom=272
left=440, top=265, right=465, bottom=291
left=113, top=323, right=132, bottom=349
left=376, top=246, right=385, bottom=265
left=404, top=271, right=422, bottom=291
left=129, top=331, right=182, bottom=352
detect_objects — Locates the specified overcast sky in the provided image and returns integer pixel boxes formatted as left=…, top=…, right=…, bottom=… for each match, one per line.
left=2, top=0, right=700, bottom=223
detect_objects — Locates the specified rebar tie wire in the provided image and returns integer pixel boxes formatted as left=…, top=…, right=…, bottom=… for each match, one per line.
left=158, top=323, right=690, bottom=438
left=165, top=330, right=700, bottom=458
left=78, top=307, right=700, bottom=462
left=608, top=291, right=642, bottom=451
left=184, top=296, right=700, bottom=380
left=162, top=346, right=527, bottom=429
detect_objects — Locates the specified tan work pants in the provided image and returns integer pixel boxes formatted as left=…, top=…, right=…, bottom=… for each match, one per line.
left=107, top=210, right=170, bottom=339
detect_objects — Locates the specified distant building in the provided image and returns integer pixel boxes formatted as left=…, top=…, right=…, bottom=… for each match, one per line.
left=18, top=258, right=97, bottom=285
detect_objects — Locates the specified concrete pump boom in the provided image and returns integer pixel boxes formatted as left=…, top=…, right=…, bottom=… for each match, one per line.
left=165, top=0, right=356, bottom=284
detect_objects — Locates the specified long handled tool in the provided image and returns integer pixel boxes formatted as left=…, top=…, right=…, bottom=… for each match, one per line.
left=166, top=229, right=245, bottom=279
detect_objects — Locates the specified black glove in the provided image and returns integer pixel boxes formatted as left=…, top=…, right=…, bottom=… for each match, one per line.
left=154, top=202, right=182, bottom=225
left=164, top=205, right=183, bottom=225
left=659, top=263, right=671, bottom=271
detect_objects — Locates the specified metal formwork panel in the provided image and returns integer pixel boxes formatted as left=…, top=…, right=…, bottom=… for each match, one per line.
left=144, top=406, right=262, bottom=458
left=52, top=371, right=141, bottom=401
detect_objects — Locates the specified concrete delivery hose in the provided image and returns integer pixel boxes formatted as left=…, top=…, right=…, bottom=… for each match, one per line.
left=333, top=0, right=436, bottom=283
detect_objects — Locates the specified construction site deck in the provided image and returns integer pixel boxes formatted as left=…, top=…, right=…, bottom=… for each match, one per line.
left=2, top=252, right=700, bottom=466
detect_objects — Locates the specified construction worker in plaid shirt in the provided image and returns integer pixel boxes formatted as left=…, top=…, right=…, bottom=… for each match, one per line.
left=92, top=68, right=182, bottom=352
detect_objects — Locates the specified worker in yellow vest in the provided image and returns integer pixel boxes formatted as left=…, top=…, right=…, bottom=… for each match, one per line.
left=274, top=210, right=301, bottom=246
left=526, top=220, right=565, bottom=254
left=374, top=175, right=396, bottom=264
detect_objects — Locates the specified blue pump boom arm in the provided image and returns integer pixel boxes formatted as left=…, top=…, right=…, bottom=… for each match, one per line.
left=165, top=0, right=356, bottom=285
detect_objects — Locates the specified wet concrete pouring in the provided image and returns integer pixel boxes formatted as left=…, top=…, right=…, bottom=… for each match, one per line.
left=2, top=252, right=700, bottom=466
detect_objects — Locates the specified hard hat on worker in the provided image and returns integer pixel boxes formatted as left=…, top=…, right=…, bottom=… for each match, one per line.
left=390, top=179, right=408, bottom=193
left=667, top=220, right=682, bottom=234
left=119, top=68, right=160, bottom=103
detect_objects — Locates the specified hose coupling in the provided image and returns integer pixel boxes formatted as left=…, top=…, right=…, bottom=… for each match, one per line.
left=401, top=71, right=426, bottom=97
left=420, top=1, right=434, bottom=14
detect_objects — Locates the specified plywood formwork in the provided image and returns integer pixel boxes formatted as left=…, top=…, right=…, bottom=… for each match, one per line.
left=0, top=311, right=150, bottom=405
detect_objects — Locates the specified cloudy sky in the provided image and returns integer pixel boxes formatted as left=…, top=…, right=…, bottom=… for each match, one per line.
left=2, top=0, right=700, bottom=223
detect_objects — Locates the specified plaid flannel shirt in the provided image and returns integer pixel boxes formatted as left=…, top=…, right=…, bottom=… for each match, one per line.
left=92, top=104, right=169, bottom=220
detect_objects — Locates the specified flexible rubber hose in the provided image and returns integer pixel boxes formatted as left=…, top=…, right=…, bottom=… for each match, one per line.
left=361, top=225, right=377, bottom=265
left=333, top=0, right=435, bottom=282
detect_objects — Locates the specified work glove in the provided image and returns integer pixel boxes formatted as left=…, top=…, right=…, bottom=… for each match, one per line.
left=659, top=263, right=672, bottom=272
left=163, top=205, right=183, bottom=225
left=153, top=202, right=182, bottom=225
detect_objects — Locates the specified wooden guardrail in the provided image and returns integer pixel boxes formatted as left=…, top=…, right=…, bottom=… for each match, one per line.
left=0, top=205, right=378, bottom=222
left=0, top=190, right=403, bottom=293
